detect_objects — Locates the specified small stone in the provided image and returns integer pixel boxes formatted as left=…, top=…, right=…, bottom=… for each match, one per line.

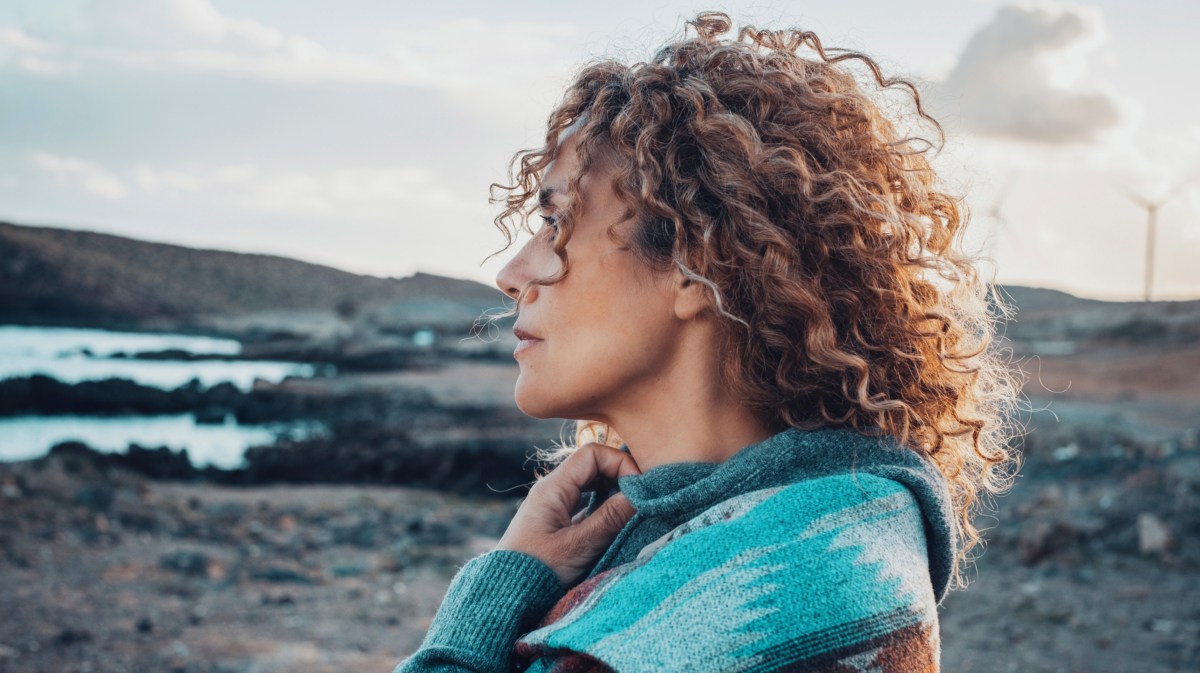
left=331, top=563, right=367, bottom=578
left=277, top=515, right=297, bottom=534
left=1180, top=428, right=1197, bottom=451
left=1052, top=442, right=1080, bottom=461
left=249, top=562, right=315, bottom=585
left=1137, top=513, right=1172, bottom=555
left=376, top=543, right=411, bottom=573
left=74, top=486, right=114, bottom=511
left=160, top=550, right=212, bottom=577
left=260, top=592, right=295, bottom=606
left=1148, top=618, right=1176, bottom=634
left=54, top=627, right=92, bottom=645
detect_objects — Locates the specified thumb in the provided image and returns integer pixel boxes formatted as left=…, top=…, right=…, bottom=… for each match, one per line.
left=575, top=492, right=636, bottom=543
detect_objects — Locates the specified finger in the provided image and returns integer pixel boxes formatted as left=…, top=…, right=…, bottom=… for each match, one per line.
left=531, top=443, right=640, bottom=517
left=571, top=492, right=636, bottom=545
left=570, top=508, right=588, bottom=525
left=611, top=446, right=642, bottom=477
left=557, top=443, right=640, bottom=494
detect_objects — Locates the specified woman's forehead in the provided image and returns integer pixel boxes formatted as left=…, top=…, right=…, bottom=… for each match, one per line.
left=542, top=131, right=619, bottom=203
left=542, top=130, right=582, bottom=185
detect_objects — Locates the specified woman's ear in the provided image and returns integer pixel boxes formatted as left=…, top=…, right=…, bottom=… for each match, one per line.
left=671, top=265, right=714, bottom=321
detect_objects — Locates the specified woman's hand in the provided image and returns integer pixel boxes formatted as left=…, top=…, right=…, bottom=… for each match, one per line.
left=495, top=443, right=641, bottom=587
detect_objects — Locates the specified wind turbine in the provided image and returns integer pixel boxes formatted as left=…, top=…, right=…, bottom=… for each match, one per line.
left=984, top=173, right=1018, bottom=261
left=1123, top=167, right=1199, bottom=302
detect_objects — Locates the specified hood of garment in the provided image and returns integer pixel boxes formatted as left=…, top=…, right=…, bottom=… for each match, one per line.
left=608, top=426, right=958, bottom=602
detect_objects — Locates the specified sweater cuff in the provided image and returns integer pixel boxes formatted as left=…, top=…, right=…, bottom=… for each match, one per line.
left=420, top=549, right=567, bottom=660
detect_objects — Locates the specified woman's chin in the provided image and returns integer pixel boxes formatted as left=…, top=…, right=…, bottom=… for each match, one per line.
left=514, top=387, right=585, bottom=421
left=512, top=384, right=557, bottom=420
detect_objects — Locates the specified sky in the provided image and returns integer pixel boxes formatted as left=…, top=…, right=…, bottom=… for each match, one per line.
left=1, top=0, right=1198, bottom=301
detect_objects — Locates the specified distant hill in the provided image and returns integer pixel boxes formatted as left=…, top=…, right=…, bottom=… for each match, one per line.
left=0, top=221, right=505, bottom=330
left=993, top=284, right=1200, bottom=346
left=3, top=220, right=1197, bottom=345
left=994, top=285, right=1107, bottom=317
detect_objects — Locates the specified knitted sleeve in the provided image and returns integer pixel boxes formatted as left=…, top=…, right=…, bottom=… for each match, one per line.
left=512, top=474, right=943, bottom=672
left=393, top=550, right=566, bottom=673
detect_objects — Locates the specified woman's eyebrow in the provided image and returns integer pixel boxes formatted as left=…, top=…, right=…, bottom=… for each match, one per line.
left=538, top=186, right=563, bottom=208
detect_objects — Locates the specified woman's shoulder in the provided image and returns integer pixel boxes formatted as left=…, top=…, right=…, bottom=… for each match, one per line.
left=643, top=473, right=936, bottom=606
left=514, top=473, right=941, bottom=672
left=633, top=472, right=920, bottom=562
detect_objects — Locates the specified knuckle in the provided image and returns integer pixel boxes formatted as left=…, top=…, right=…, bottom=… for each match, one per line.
left=601, top=501, right=628, bottom=528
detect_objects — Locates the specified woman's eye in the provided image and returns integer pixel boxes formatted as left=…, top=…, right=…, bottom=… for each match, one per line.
left=540, top=214, right=560, bottom=234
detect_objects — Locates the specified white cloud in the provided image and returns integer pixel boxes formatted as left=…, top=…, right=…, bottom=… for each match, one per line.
left=0, top=25, right=74, bottom=75
left=930, top=1, right=1135, bottom=145
left=157, top=46, right=393, bottom=85
left=77, top=0, right=575, bottom=99
left=32, top=150, right=482, bottom=225
left=16, top=54, right=73, bottom=75
left=134, top=162, right=471, bottom=218
left=134, top=165, right=206, bottom=194
left=163, top=0, right=333, bottom=67
left=169, top=0, right=288, bottom=50
left=0, top=26, right=53, bottom=53
left=32, top=153, right=128, bottom=199
left=383, top=18, right=577, bottom=92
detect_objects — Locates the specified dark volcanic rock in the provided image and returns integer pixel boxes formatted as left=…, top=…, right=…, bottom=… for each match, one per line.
left=122, top=444, right=199, bottom=480
left=44, top=441, right=205, bottom=483
left=0, top=375, right=435, bottom=426
left=241, top=426, right=537, bottom=495
left=32, top=426, right=541, bottom=496
left=0, top=376, right=244, bottom=416
left=1, top=369, right=547, bottom=495
left=160, top=549, right=214, bottom=577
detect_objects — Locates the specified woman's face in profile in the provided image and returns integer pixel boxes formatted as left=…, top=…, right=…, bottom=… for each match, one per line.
left=495, top=132, right=684, bottom=423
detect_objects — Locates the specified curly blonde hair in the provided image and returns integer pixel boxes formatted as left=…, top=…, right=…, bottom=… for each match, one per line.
left=489, top=11, right=1024, bottom=589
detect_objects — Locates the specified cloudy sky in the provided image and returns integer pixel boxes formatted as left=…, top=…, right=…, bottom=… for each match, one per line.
left=2, top=0, right=1198, bottom=300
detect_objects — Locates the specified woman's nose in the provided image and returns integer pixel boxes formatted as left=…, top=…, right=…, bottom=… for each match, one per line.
left=495, top=244, right=530, bottom=301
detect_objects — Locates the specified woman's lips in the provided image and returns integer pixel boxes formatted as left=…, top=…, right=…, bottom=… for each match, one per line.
left=513, top=327, right=543, bottom=358
left=513, top=338, right=542, bottom=357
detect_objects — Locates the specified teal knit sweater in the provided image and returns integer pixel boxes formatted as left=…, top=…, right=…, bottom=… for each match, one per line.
left=394, top=426, right=955, bottom=672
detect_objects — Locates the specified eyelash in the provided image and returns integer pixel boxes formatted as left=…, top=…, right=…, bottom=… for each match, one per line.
left=540, top=214, right=560, bottom=234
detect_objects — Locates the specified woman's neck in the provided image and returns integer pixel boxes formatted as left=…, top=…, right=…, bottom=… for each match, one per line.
left=600, top=334, right=775, bottom=471
left=615, top=402, right=775, bottom=472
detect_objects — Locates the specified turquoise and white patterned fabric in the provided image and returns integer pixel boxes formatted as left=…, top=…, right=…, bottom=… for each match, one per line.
left=395, top=427, right=955, bottom=673
left=513, top=474, right=939, bottom=672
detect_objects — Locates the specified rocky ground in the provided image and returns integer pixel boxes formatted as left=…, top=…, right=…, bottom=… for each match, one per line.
left=939, top=413, right=1199, bottom=672
left=2, top=321, right=1199, bottom=672
left=0, top=445, right=519, bottom=673
left=1, top=408, right=1197, bottom=673
left=933, top=338, right=1200, bottom=673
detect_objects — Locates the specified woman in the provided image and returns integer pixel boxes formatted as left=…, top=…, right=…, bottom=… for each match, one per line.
left=396, top=11, right=1020, bottom=673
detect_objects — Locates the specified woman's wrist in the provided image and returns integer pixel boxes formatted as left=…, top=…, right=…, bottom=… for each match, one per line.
left=418, top=549, right=567, bottom=658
